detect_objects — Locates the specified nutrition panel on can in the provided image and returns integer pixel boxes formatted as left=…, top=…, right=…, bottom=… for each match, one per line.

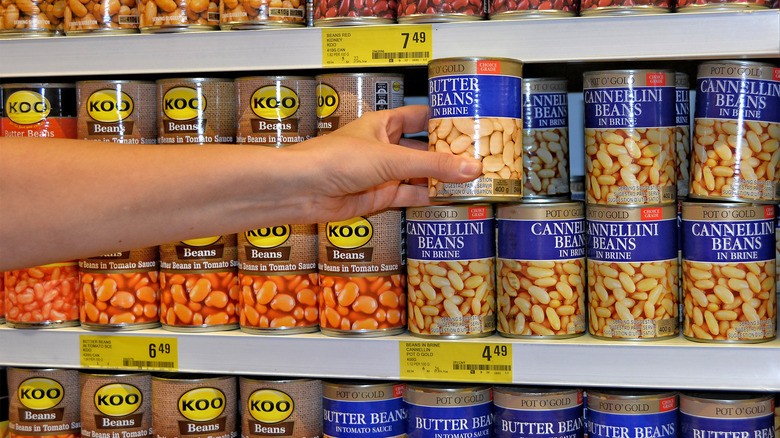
left=2, top=83, right=77, bottom=139
left=688, top=61, right=780, bottom=203
left=79, top=372, right=152, bottom=438
left=7, top=368, right=81, bottom=438
left=405, top=384, right=493, bottom=438
left=157, top=78, right=235, bottom=145
left=405, top=204, right=496, bottom=338
left=238, top=225, right=319, bottom=333
left=680, top=393, right=774, bottom=438
left=151, top=375, right=237, bottom=438
left=680, top=202, right=777, bottom=342
left=675, top=72, right=691, bottom=198
left=76, top=81, right=157, bottom=144
left=587, top=391, right=678, bottom=438
left=587, top=204, right=679, bottom=339
left=583, top=70, right=676, bottom=205
left=496, top=202, right=586, bottom=338
left=493, top=387, right=584, bottom=438
left=5, top=263, right=80, bottom=328
left=316, top=73, right=404, bottom=135
left=322, top=381, right=406, bottom=438
left=239, top=377, right=322, bottom=438
left=428, top=57, right=524, bottom=202
left=318, top=209, right=406, bottom=336
left=235, top=76, right=315, bottom=146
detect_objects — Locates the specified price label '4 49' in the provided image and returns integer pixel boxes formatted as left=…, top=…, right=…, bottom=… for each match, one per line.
left=400, top=341, right=513, bottom=383
left=80, top=335, right=178, bottom=371
left=322, top=25, right=432, bottom=67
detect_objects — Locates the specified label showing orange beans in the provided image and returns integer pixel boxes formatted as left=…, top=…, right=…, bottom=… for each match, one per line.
left=5, top=263, right=80, bottom=328
left=1, top=273, right=6, bottom=321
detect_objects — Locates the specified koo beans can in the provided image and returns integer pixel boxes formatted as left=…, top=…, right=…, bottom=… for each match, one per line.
left=79, top=372, right=152, bottom=438
left=312, top=0, right=396, bottom=25
left=493, top=387, right=585, bottom=438
left=2, top=83, right=76, bottom=139
left=316, top=73, right=403, bottom=136
left=240, top=377, right=322, bottom=438
left=7, top=368, right=81, bottom=438
left=322, top=380, right=406, bottom=438
left=76, top=80, right=157, bottom=144
left=397, top=0, right=484, bottom=22
left=675, top=72, right=692, bottom=198
left=151, top=375, right=237, bottom=438
left=157, top=78, right=235, bottom=145
left=405, top=384, right=493, bottom=438
left=680, top=393, right=775, bottom=438
left=586, top=390, right=678, bottom=438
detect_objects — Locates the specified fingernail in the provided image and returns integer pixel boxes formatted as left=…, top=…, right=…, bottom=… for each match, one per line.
left=459, top=159, right=481, bottom=176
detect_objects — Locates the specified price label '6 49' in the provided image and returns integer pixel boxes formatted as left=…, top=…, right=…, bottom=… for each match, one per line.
left=81, top=335, right=178, bottom=371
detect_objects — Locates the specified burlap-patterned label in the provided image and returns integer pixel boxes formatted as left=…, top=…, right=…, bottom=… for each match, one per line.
left=239, top=225, right=317, bottom=275
left=240, top=378, right=322, bottom=438
left=79, top=373, right=152, bottom=438
left=315, top=74, right=404, bottom=135
left=236, top=77, right=316, bottom=147
left=8, top=368, right=81, bottom=437
left=152, top=376, right=237, bottom=438
left=157, top=79, right=235, bottom=145
left=77, top=81, right=157, bottom=144
left=160, top=235, right=237, bottom=274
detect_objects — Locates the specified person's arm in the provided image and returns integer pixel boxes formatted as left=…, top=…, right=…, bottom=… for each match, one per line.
left=0, top=105, right=481, bottom=271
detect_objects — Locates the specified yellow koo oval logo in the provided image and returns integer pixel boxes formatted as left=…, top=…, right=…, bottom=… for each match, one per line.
left=245, top=226, right=291, bottom=248
left=6, top=91, right=51, bottom=125
left=87, top=89, right=134, bottom=123
left=163, top=86, right=205, bottom=121
left=182, top=236, right=221, bottom=247
left=247, top=389, right=294, bottom=424
left=316, top=84, right=338, bottom=119
left=178, top=387, right=225, bottom=422
left=94, top=383, right=142, bottom=417
left=251, top=86, right=299, bottom=120
left=326, top=217, right=373, bottom=249
left=18, top=378, right=64, bottom=410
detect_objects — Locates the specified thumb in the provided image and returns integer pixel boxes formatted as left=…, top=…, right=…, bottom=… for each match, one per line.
left=385, top=147, right=483, bottom=183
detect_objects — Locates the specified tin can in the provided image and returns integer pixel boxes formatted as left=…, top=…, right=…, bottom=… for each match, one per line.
left=688, top=60, right=780, bottom=203
left=680, top=393, right=774, bottom=438
left=586, top=390, right=678, bottom=438
left=776, top=204, right=779, bottom=295
left=397, top=0, right=484, bottom=22
left=312, top=0, right=395, bottom=25
left=680, top=202, right=777, bottom=343
left=586, top=204, right=679, bottom=340
left=675, top=73, right=691, bottom=198
left=239, top=377, right=322, bottom=438
left=521, top=78, right=570, bottom=201
left=238, top=225, right=319, bottom=334
left=322, top=380, right=406, bottom=438
left=64, top=0, right=139, bottom=34
left=79, top=372, right=152, bottom=438
left=774, top=395, right=779, bottom=438
left=676, top=0, right=768, bottom=10
left=151, top=375, right=237, bottom=438
left=428, top=57, right=524, bottom=202
left=488, top=0, right=576, bottom=19
left=159, top=235, right=239, bottom=331
left=406, top=204, right=496, bottom=338
left=583, top=70, right=676, bottom=205
left=0, top=2, right=59, bottom=37
left=318, top=209, right=406, bottom=336
left=316, top=73, right=404, bottom=136
left=497, top=202, right=586, bottom=338
left=580, top=0, right=670, bottom=14
left=1, top=83, right=76, bottom=138
left=235, top=76, right=316, bottom=146
left=5, top=263, right=80, bottom=328
left=7, top=368, right=81, bottom=438
left=78, top=248, right=161, bottom=330
left=493, top=387, right=584, bottom=438
left=157, top=78, right=235, bottom=145
left=405, top=384, right=493, bottom=438
left=220, top=0, right=305, bottom=29
left=138, top=0, right=219, bottom=32
left=76, top=80, right=158, bottom=144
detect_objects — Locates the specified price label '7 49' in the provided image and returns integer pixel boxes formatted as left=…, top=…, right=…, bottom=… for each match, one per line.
left=80, top=335, right=178, bottom=371
left=322, top=25, right=432, bottom=67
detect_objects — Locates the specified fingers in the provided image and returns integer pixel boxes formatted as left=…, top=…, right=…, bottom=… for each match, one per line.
left=380, top=145, right=483, bottom=184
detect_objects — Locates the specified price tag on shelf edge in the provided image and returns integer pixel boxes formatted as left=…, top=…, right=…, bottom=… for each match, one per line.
left=400, top=341, right=513, bottom=383
left=322, top=25, right=432, bottom=67
left=80, top=335, right=178, bottom=371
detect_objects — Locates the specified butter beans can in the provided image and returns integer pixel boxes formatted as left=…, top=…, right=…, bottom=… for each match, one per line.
left=240, top=377, right=322, bottom=438
left=152, top=375, right=237, bottom=438
left=157, top=78, right=235, bottom=145
left=76, top=80, right=157, bottom=144
left=7, top=368, right=81, bottom=438
left=79, top=372, right=152, bottom=438
left=680, top=393, right=775, bottom=438
left=322, top=381, right=406, bottom=438
left=586, top=390, right=678, bottom=438
left=493, top=387, right=584, bottom=438
left=316, top=73, right=404, bottom=136
left=2, top=83, right=76, bottom=139
left=405, top=384, right=493, bottom=438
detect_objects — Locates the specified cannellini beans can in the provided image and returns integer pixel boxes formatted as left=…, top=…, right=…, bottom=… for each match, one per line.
left=239, top=377, right=322, bottom=438
left=79, top=372, right=152, bottom=438
left=496, top=202, right=586, bottom=338
left=428, top=57, right=524, bottom=202
left=675, top=72, right=692, bottom=198
left=5, top=263, right=80, bottom=328
left=493, top=387, right=584, bottom=438
left=583, top=70, right=676, bottom=205
left=76, top=80, right=157, bottom=144
left=586, top=390, right=678, bottom=438
left=405, top=204, right=496, bottom=338
left=7, top=368, right=81, bottom=438
left=151, top=375, right=237, bottom=438
left=688, top=60, right=780, bottom=203
left=775, top=204, right=779, bottom=295
left=157, top=78, right=235, bottom=145
left=1, top=83, right=77, bottom=139
left=322, top=380, right=406, bottom=438
left=680, top=393, right=775, bottom=438
left=586, top=204, right=680, bottom=340
left=680, top=202, right=777, bottom=342
left=405, top=384, right=493, bottom=438
left=316, top=73, right=404, bottom=136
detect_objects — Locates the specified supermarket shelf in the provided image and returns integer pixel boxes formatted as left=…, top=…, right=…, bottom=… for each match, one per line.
left=0, top=9, right=778, bottom=78
left=0, top=325, right=778, bottom=391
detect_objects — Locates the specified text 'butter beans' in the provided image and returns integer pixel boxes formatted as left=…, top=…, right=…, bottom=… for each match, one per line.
left=5, top=264, right=80, bottom=327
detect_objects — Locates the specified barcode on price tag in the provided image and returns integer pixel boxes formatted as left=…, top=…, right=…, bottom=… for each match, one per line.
left=80, top=335, right=178, bottom=371
left=399, top=341, right=513, bottom=382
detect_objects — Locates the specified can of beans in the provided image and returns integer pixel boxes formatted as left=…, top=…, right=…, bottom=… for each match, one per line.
left=238, top=225, right=319, bottom=334
left=79, top=372, right=152, bottom=438
left=774, top=395, right=779, bottom=438
left=240, top=377, right=322, bottom=438
left=151, top=374, right=237, bottom=438
left=312, top=0, right=396, bottom=25
left=776, top=204, right=779, bottom=295
left=0, top=273, right=6, bottom=323
left=488, top=0, right=576, bottom=19
left=675, top=72, right=692, bottom=198
left=428, top=57, right=524, bottom=202
left=680, top=393, right=775, bottom=438
left=580, top=0, right=670, bottom=14
left=322, top=380, right=406, bottom=438
left=405, top=384, right=493, bottom=438
left=315, top=73, right=404, bottom=136
left=521, top=78, right=570, bottom=201
left=76, top=80, right=157, bottom=144
left=0, top=2, right=59, bottom=37
left=64, top=0, right=139, bottom=34
left=157, top=78, right=235, bottom=145
left=318, top=209, right=406, bottom=336
left=583, top=69, right=676, bottom=205
left=1, top=83, right=76, bottom=139
left=493, top=387, right=584, bottom=438
left=397, top=0, right=484, bottom=22
left=220, top=0, right=305, bottom=29
left=405, top=204, right=496, bottom=338
left=680, top=202, right=777, bottom=343
left=5, top=263, right=80, bottom=328
left=496, top=202, right=586, bottom=338
left=159, top=235, right=239, bottom=331
left=586, top=204, right=679, bottom=340
left=586, top=390, right=678, bottom=438
left=688, top=60, right=780, bottom=203
left=138, top=0, right=219, bottom=32
left=676, top=0, right=768, bottom=10
left=7, top=368, right=81, bottom=438
left=78, top=248, right=161, bottom=330
left=235, top=76, right=316, bottom=146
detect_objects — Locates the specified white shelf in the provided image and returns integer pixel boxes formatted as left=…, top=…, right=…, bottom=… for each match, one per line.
left=0, top=9, right=778, bottom=78
left=0, top=325, right=778, bottom=391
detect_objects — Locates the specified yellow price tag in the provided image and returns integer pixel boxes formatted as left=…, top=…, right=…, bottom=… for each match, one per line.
left=322, top=25, right=432, bottom=67
left=400, top=341, right=513, bottom=383
left=80, top=335, right=178, bottom=371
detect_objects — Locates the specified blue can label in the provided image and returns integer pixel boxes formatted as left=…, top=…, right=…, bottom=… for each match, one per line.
left=498, top=203, right=585, bottom=261
left=680, top=394, right=774, bottom=438
left=406, top=386, right=493, bottom=438
left=406, top=206, right=495, bottom=262
left=322, top=383, right=406, bottom=438
left=681, top=204, right=775, bottom=263
left=583, top=71, right=675, bottom=129
left=695, top=74, right=780, bottom=124
left=587, top=393, right=678, bottom=438
left=675, top=73, right=691, bottom=128
left=523, top=79, right=568, bottom=130
left=587, top=205, right=678, bottom=263
left=493, top=388, right=584, bottom=438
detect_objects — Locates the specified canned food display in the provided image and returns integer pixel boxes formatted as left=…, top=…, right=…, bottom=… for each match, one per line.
left=405, top=384, right=493, bottom=438
left=5, top=263, right=80, bottom=328
left=397, top=0, right=484, bottom=22
left=157, top=78, right=235, bottom=144
left=152, top=375, right=237, bottom=438
left=322, top=380, right=406, bottom=438
left=220, top=0, right=305, bottom=28
left=79, top=372, right=152, bottom=438
left=138, top=0, right=219, bottom=31
left=680, top=393, right=775, bottom=438
left=587, top=390, right=678, bottom=438
left=493, top=387, right=584, bottom=438
left=76, top=80, right=157, bottom=144
left=240, top=377, right=322, bottom=438
left=676, top=0, right=769, bottom=10
left=64, top=0, right=139, bottom=33
left=7, top=368, right=81, bottom=438
left=312, top=0, right=396, bottom=25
